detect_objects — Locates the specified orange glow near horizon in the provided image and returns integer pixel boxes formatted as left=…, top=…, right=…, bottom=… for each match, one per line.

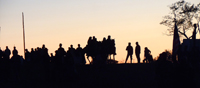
left=0, top=0, right=199, bottom=63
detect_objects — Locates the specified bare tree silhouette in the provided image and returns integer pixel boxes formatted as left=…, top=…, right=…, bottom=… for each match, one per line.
left=160, top=0, right=200, bottom=39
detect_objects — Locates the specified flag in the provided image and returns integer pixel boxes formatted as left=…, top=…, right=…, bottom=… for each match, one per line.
left=198, top=24, right=200, bottom=34
left=172, top=19, right=180, bottom=62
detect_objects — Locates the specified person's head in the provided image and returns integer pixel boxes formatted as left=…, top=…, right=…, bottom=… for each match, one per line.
left=108, top=35, right=111, bottom=39
left=89, top=36, right=92, bottom=40
left=50, top=53, right=53, bottom=57
left=145, top=47, right=148, bottom=50
left=128, top=42, right=131, bottom=46
left=93, top=36, right=97, bottom=41
left=103, top=37, right=106, bottom=41
left=59, top=43, right=62, bottom=47
left=136, top=42, right=139, bottom=45
left=78, top=44, right=80, bottom=47
left=6, top=46, right=8, bottom=49
left=70, top=45, right=73, bottom=48
left=14, top=46, right=16, bottom=50
left=42, top=44, right=45, bottom=48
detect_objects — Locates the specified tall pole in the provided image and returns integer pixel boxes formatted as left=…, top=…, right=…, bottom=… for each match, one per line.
left=22, top=12, right=26, bottom=59
left=0, top=27, right=1, bottom=48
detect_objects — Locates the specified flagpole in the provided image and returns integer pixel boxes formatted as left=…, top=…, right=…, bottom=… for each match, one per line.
left=22, top=12, right=26, bottom=59
left=0, top=27, right=1, bottom=48
left=172, top=18, right=180, bottom=63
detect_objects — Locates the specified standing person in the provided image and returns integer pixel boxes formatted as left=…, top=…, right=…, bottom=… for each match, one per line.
left=12, top=46, right=18, bottom=56
left=0, top=47, right=3, bottom=59
left=10, top=46, right=21, bottom=81
left=76, top=44, right=86, bottom=65
left=135, top=42, right=141, bottom=63
left=57, top=43, right=66, bottom=57
left=125, top=42, right=133, bottom=63
left=4, top=46, right=11, bottom=60
left=55, top=43, right=66, bottom=65
left=3, top=46, right=11, bottom=81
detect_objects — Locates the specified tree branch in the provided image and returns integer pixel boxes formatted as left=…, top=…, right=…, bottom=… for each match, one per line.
left=178, top=30, right=189, bottom=39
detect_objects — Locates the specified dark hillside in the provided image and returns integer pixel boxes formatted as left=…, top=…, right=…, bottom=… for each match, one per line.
left=76, top=63, right=156, bottom=88
left=1, top=62, right=199, bottom=88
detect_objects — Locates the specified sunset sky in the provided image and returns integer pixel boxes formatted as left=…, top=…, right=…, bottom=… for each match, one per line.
left=0, top=0, right=199, bottom=63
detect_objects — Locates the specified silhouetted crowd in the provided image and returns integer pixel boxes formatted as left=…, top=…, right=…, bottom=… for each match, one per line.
left=0, top=35, right=116, bottom=65
left=1, top=34, right=200, bottom=88
left=0, top=35, right=117, bottom=84
left=85, top=35, right=116, bottom=64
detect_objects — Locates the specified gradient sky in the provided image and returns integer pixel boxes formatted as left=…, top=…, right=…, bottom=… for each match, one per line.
left=0, top=0, right=199, bottom=63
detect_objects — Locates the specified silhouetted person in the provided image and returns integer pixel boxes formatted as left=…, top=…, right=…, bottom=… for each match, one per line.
left=30, top=48, right=36, bottom=62
left=57, top=43, right=66, bottom=57
left=12, top=46, right=18, bottom=56
left=91, top=36, right=98, bottom=59
left=41, top=44, right=50, bottom=63
left=10, top=46, right=21, bottom=81
left=105, top=35, right=116, bottom=64
left=0, top=47, right=3, bottom=59
left=143, top=47, right=153, bottom=63
left=54, top=43, right=65, bottom=67
left=50, top=53, right=55, bottom=62
left=87, top=36, right=92, bottom=45
left=125, top=42, right=133, bottom=63
left=101, top=37, right=108, bottom=64
left=107, top=35, right=111, bottom=59
left=65, top=47, right=75, bottom=65
left=85, top=36, right=92, bottom=63
left=135, top=42, right=141, bottom=63
left=110, top=39, right=116, bottom=60
left=70, top=45, right=75, bottom=53
left=69, top=45, right=76, bottom=62
left=4, top=46, right=11, bottom=60
left=76, top=44, right=86, bottom=65
left=25, top=49, right=31, bottom=62
left=106, top=35, right=112, bottom=60
left=1, top=46, right=11, bottom=81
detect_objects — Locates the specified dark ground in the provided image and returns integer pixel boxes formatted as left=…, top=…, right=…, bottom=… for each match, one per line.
left=76, top=63, right=157, bottom=88
left=0, top=63, right=199, bottom=88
